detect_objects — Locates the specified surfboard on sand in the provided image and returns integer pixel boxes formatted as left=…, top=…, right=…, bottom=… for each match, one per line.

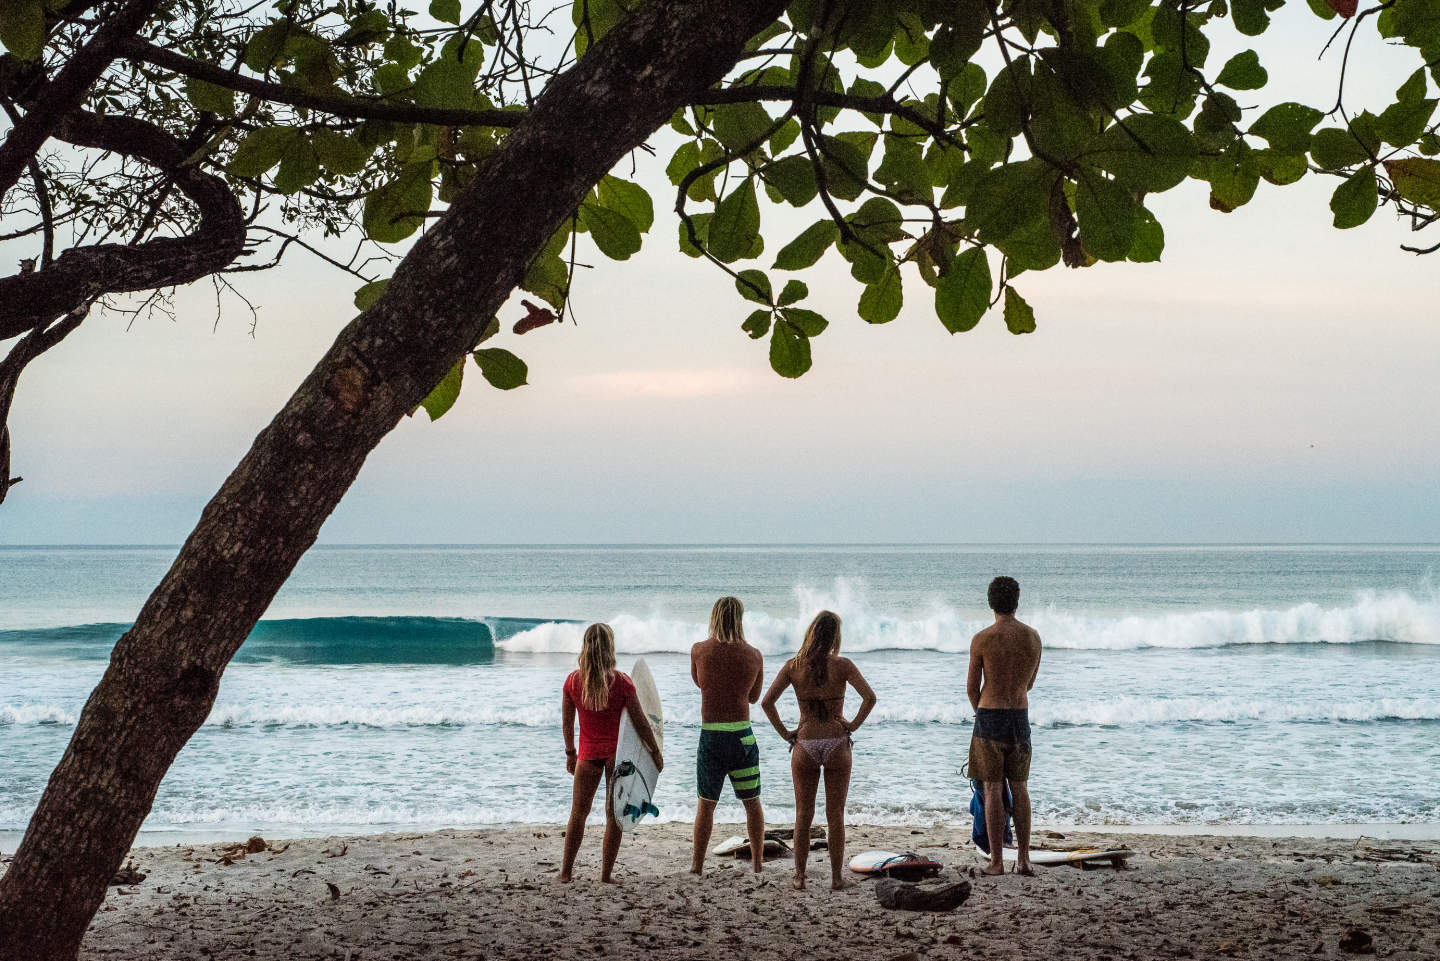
left=975, top=844, right=1135, bottom=869
left=611, top=658, right=662, bottom=832
left=848, top=850, right=944, bottom=880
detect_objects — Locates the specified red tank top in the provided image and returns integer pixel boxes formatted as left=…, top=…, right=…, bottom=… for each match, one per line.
left=564, top=671, right=635, bottom=761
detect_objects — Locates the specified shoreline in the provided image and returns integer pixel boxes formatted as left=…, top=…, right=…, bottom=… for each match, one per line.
left=8, top=820, right=1440, bottom=853
left=4, top=824, right=1435, bottom=960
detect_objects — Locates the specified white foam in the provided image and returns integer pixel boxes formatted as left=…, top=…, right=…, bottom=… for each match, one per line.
left=496, top=580, right=1440, bottom=654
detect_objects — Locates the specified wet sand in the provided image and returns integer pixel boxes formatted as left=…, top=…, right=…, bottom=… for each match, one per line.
left=9, top=824, right=1436, bottom=960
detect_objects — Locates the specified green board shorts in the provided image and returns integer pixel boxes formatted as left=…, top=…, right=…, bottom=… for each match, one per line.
left=696, top=721, right=761, bottom=802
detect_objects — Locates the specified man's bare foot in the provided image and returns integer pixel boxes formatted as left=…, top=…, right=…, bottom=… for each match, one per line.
left=830, top=877, right=857, bottom=891
left=555, top=874, right=573, bottom=884
left=1014, top=863, right=1035, bottom=877
left=601, top=876, right=619, bottom=884
left=981, top=862, right=1006, bottom=876
left=688, top=866, right=703, bottom=876
left=792, top=875, right=806, bottom=890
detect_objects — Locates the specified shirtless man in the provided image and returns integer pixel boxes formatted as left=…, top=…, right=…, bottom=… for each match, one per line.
left=690, top=595, right=766, bottom=875
left=967, top=576, right=1042, bottom=876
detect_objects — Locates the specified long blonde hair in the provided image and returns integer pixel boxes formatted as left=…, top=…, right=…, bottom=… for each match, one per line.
left=577, top=623, right=617, bottom=710
left=792, top=610, right=841, bottom=687
left=709, top=596, right=745, bottom=644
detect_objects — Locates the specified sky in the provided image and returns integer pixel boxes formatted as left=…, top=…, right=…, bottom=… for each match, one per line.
left=2, top=6, right=1438, bottom=545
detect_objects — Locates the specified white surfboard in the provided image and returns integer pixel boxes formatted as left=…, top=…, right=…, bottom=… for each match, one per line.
left=976, top=844, right=1134, bottom=867
left=848, top=850, right=944, bottom=877
left=611, top=658, right=663, bottom=832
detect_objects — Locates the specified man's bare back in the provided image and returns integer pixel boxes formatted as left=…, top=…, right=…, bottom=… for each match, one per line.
left=690, top=637, right=763, bottom=723
left=967, top=618, right=1042, bottom=710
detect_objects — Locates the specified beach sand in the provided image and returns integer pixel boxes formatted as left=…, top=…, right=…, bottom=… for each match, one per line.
left=8, top=825, right=1437, bottom=960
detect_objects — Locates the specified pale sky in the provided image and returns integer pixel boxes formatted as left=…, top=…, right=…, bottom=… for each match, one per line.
left=2, top=7, right=1438, bottom=544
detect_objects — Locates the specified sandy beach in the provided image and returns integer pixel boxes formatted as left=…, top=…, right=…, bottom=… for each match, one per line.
left=9, top=824, right=1434, bottom=960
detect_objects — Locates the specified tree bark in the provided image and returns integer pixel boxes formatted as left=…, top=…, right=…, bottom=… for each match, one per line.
left=0, top=1, right=787, bottom=958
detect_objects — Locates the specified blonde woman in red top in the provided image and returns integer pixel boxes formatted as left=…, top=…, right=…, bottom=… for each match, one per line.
left=557, top=623, right=663, bottom=883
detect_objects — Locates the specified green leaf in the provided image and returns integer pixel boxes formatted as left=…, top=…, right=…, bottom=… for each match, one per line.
left=934, top=247, right=991, bottom=333
left=1385, top=157, right=1440, bottom=208
left=471, top=348, right=528, bottom=390
left=713, top=101, right=774, bottom=152
left=772, top=220, right=839, bottom=270
left=429, top=0, right=462, bottom=24
left=666, top=141, right=700, bottom=186
left=1003, top=287, right=1036, bottom=334
left=1127, top=207, right=1165, bottom=262
left=1330, top=166, right=1378, bottom=228
left=1231, top=0, right=1271, bottom=35
left=0, top=0, right=45, bottom=60
left=1100, top=0, right=1150, bottom=28
left=818, top=134, right=871, bottom=201
left=735, top=269, right=772, bottom=304
left=1311, top=127, right=1374, bottom=169
left=228, top=126, right=297, bottom=178
left=742, top=309, right=772, bottom=340
left=353, top=279, right=390, bottom=311
left=707, top=179, right=760, bottom=263
left=1379, top=96, right=1437, bottom=147
left=273, top=137, right=320, bottom=194
left=1216, top=50, right=1267, bottom=90
left=363, top=163, right=434, bottom=244
left=994, top=217, right=1062, bottom=271
left=777, top=279, right=808, bottom=307
left=763, top=155, right=819, bottom=207
left=1206, top=141, right=1260, bottom=212
left=983, top=56, right=1034, bottom=139
left=1075, top=173, right=1139, bottom=262
left=414, top=54, right=473, bottom=111
left=930, top=4, right=987, bottom=77
left=874, top=137, right=931, bottom=202
left=677, top=213, right=711, bottom=258
left=1397, top=67, right=1428, bottom=105
left=781, top=307, right=828, bottom=337
left=1255, top=149, right=1308, bottom=186
left=967, top=160, right=1056, bottom=244
left=184, top=78, right=237, bottom=117
left=1089, top=113, right=1197, bottom=192
left=244, top=22, right=290, bottom=72
left=312, top=128, right=372, bottom=176
left=858, top=269, right=903, bottom=324
left=597, top=176, right=654, bottom=232
left=769, top=320, right=812, bottom=378
left=1249, top=102, right=1324, bottom=153
left=581, top=204, right=642, bottom=260
left=420, top=357, right=465, bottom=420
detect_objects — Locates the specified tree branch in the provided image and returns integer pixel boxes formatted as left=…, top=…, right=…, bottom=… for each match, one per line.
left=122, top=38, right=526, bottom=129
left=0, top=0, right=164, bottom=204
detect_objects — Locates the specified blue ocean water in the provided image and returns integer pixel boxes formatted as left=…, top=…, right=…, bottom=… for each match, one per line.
left=3, top=545, right=1439, bottom=839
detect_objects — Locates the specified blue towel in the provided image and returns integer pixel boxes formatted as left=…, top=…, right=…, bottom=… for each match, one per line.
left=969, top=775, right=1015, bottom=855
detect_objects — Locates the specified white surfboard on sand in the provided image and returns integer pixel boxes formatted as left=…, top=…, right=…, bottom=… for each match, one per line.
left=848, top=850, right=944, bottom=878
left=976, top=844, right=1135, bottom=868
left=611, top=658, right=662, bottom=832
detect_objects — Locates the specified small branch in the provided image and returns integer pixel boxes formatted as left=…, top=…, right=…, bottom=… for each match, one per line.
left=123, top=39, right=525, bottom=129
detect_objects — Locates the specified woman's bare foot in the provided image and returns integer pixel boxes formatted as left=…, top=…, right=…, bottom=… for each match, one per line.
left=555, top=874, right=573, bottom=884
left=601, top=876, right=619, bottom=884
left=1015, top=862, right=1035, bottom=877
left=830, top=877, right=857, bottom=891
left=792, top=874, right=806, bottom=890
left=981, top=862, right=1006, bottom=877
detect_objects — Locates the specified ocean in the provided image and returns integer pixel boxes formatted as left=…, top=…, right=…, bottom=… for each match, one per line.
left=3, top=544, right=1439, bottom=842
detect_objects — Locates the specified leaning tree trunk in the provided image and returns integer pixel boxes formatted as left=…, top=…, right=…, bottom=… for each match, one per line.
left=0, top=1, right=787, bottom=957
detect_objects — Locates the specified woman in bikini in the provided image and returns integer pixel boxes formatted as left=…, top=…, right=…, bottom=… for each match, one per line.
left=761, top=610, right=876, bottom=890
left=557, top=622, right=663, bottom=883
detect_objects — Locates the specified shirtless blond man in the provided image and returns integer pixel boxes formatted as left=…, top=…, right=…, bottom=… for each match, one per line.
left=690, top=596, right=766, bottom=874
left=966, top=576, right=1042, bottom=876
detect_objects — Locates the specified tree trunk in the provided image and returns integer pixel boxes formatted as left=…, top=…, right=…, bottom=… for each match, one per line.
left=0, top=1, right=786, bottom=958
